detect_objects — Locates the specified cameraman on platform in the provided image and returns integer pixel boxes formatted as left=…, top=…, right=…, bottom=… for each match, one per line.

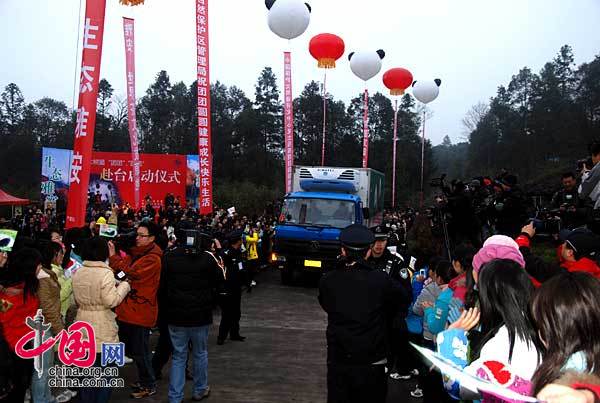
left=579, top=140, right=600, bottom=234
left=108, top=221, right=163, bottom=399
left=551, top=172, right=588, bottom=230
left=160, top=223, right=225, bottom=402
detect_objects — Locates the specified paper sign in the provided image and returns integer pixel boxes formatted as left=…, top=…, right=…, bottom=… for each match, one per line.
left=227, top=207, right=236, bottom=217
left=409, top=256, right=417, bottom=270
left=0, top=229, right=18, bottom=252
left=99, top=224, right=118, bottom=238
left=411, top=343, right=539, bottom=402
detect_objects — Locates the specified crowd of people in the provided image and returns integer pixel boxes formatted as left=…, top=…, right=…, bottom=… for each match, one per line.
left=0, top=141, right=599, bottom=402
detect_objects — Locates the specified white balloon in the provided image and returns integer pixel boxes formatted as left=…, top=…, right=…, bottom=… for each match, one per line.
left=267, top=0, right=311, bottom=40
left=349, top=50, right=384, bottom=82
left=412, top=80, right=441, bottom=104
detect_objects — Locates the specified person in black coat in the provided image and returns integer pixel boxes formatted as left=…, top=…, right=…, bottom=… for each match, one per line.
left=319, top=224, right=403, bottom=403
left=367, top=225, right=413, bottom=380
left=159, top=228, right=224, bottom=402
left=217, top=229, right=246, bottom=345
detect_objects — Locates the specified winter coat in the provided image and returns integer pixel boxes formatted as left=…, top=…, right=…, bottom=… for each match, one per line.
left=160, top=248, right=223, bottom=327
left=437, top=326, right=540, bottom=402
left=0, top=284, right=39, bottom=350
left=424, top=286, right=453, bottom=336
left=412, top=282, right=442, bottom=340
left=580, top=163, right=600, bottom=209
left=516, top=234, right=600, bottom=281
left=318, top=260, right=400, bottom=365
left=109, top=243, right=162, bottom=328
left=51, top=263, right=74, bottom=318
left=72, top=260, right=130, bottom=350
left=38, top=267, right=64, bottom=335
left=246, top=232, right=259, bottom=261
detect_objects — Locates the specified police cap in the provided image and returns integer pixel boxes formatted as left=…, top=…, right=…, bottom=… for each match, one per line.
left=340, top=224, right=375, bottom=250
left=371, top=225, right=389, bottom=240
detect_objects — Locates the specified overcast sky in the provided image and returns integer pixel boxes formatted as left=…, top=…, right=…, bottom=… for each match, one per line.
left=1, top=0, right=599, bottom=146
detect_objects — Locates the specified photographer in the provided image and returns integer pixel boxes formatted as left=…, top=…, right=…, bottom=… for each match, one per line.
left=489, top=174, right=529, bottom=237
left=160, top=224, right=225, bottom=402
left=551, top=172, right=588, bottom=230
left=579, top=140, right=600, bottom=234
left=108, top=221, right=163, bottom=399
left=516, top=223, right=600, bottom=282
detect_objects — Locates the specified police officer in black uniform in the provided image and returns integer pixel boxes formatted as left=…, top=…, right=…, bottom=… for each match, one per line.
left=217, top=229, right=246, bottom=345
left=367, top=225, right=414, bottom=380
left=318, top=224, right=407, bottom=403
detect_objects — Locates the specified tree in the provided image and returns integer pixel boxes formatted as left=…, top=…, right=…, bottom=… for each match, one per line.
left=461, top=102, right=489, bottom=138
left=254, top=67, right=283, bottom=159
left=0, top=83, right=25, bottom=133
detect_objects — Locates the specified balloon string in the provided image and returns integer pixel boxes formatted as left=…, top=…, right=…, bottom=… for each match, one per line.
left=321, top=70, right=327, bottom=166
left=420, top=110, right=426, bottom=208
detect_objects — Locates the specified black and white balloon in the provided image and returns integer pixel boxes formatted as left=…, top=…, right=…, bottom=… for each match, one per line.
left=265, top=0, right=311, bottom=40
left=348, top=49, right=385, bottom=82
left=412, top=79, right=442, bottom=104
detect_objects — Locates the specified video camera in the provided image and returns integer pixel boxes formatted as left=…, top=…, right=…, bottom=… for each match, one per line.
left=528, top=208, right=561, bottom=236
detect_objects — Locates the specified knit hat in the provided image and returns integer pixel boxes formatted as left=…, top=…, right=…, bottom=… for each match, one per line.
left=96, top=217, right=107, bottom=225
left=473, top=235, right=525, bottom=273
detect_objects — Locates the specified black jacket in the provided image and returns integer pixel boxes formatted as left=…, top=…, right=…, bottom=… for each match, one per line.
left=367, top=249, right=413, bottom=328
left=160, top=247, right=224, bottom=327
left=318, top=260, right=400, bottom=365
left=220, top=246, right=245, bottom=294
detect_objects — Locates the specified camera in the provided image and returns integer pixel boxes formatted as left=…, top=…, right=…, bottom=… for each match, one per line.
left=178, top=229, right=214, bottom=255
left=578, top=157, right=593, bottom=172
left=114, top=231, right=137, bottom=251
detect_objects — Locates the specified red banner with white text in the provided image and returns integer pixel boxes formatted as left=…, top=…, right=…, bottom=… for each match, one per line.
left=284, top=52, right=294, bottom=193
left=196, top=0, right=213, bottom=215
left=123, top=17, right=141, bottom=210
left=66, top=0, right=107, bottom=228
left=362, top=89, right=369, bottom=168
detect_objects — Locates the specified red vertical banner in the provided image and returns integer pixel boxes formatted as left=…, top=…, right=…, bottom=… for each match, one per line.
left=123, top=17, right=141, bottom=210
left=196, top=0, right=213, bottom=214
left=283, top=52, right=294, bottom=193
left=362, top=89, right=369, bottom=168
left=392, top=99, right=398, bottom=208
left=65, top=0, right=107, bottom=228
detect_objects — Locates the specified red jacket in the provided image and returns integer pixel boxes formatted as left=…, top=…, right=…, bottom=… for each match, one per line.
left=109, top=243, right=162, bottom=328
left=0, top=284, right=39, bottom=350
left=516, top=234, right=600, bottom=282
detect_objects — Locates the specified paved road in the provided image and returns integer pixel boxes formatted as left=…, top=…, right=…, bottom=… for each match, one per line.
left=110, top=268, right=420, bottom=402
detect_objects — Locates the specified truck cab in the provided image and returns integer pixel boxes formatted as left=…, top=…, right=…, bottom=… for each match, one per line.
left=272, top=166, right=384, bottom=284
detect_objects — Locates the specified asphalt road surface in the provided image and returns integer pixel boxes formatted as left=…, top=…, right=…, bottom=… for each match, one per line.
left=110, top=268, right=421, bottom=402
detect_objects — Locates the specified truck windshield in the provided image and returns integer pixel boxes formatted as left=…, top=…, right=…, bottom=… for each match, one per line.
left=281, top=198, right=355, bottom=228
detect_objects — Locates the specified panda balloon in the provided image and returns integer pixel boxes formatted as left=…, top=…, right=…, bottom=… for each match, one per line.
left=348, top=50, right=385, bottom=82
left=265, top=0, right=311, bottom=40
left=412, top=79, right=442, bottom=104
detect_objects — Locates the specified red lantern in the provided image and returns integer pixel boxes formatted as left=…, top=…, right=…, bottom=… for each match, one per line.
left=309, top=33, right=345, bottom=69
left=383, top=68, right=413, bottom=96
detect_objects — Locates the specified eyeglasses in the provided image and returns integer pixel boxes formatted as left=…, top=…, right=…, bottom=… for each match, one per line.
left=136, top=233, right=151, bottom=238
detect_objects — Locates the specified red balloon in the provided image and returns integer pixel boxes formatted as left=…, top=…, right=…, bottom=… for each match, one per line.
left=309, top=33, right=345, bottom=69
left=383, top=68, right=414, bottom=96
